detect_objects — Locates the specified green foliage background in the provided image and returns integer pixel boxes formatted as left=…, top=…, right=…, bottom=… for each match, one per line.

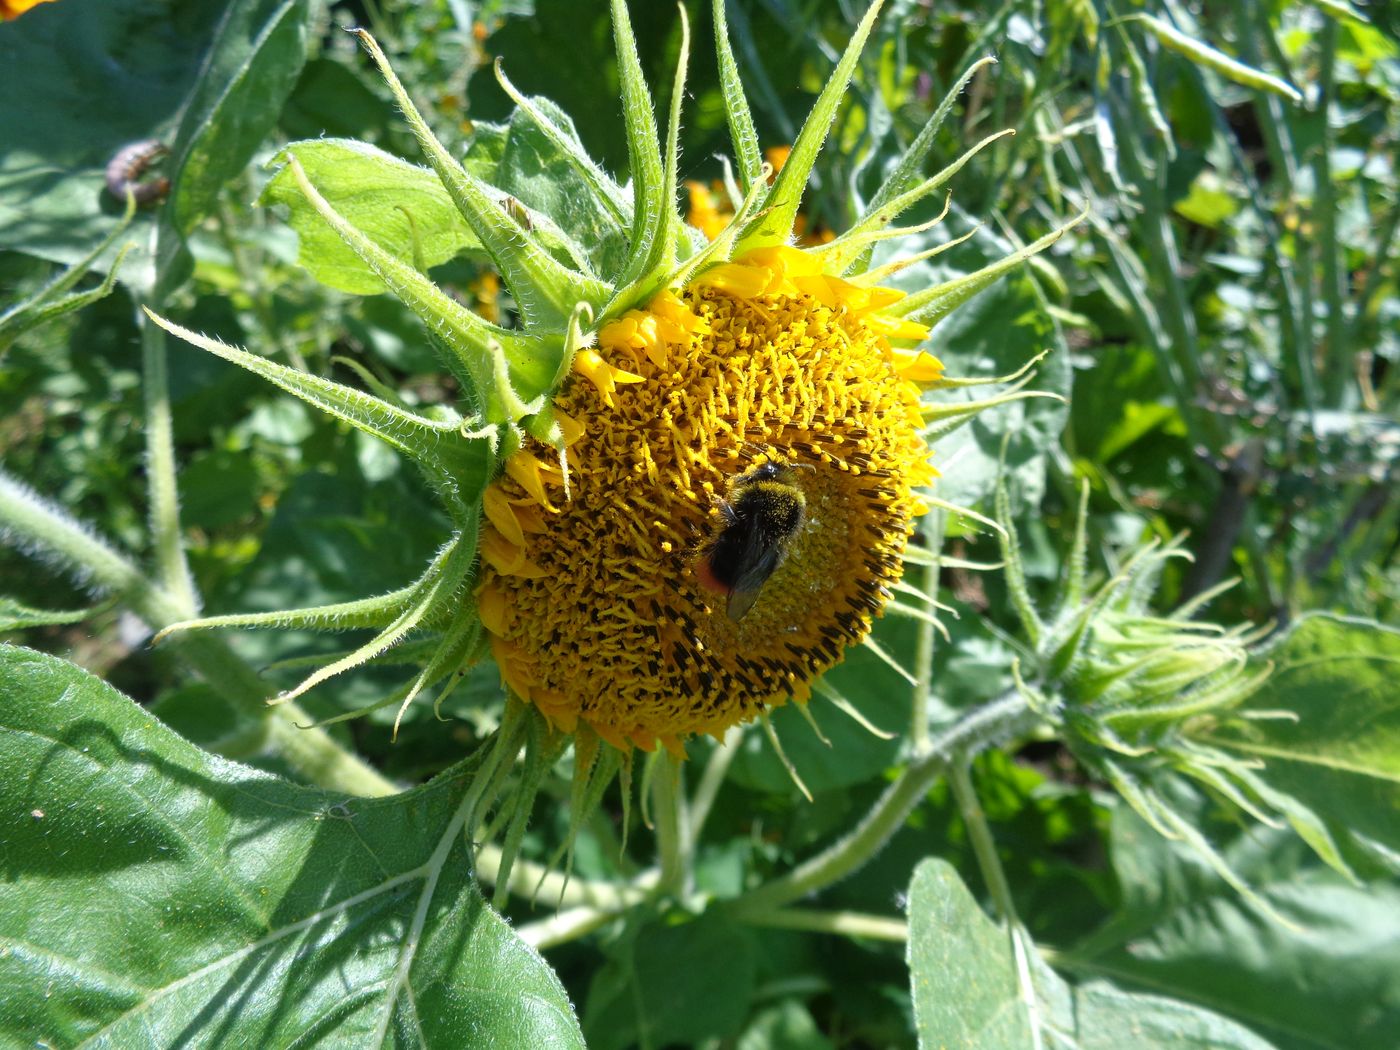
left=1, top=0, right=1396, bottom=1047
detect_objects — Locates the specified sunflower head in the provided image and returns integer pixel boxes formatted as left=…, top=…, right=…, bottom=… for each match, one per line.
left=478, top=241, right=941, bottom=752
left=152, top=0, right=1078, bottom=878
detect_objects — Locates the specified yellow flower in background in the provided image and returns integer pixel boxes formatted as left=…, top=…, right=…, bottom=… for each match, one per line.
left=0, top=0, right=57, bottom=19
left=686, top=145, right=835, bottom=247
left=685, top=180, right=731, bottom=241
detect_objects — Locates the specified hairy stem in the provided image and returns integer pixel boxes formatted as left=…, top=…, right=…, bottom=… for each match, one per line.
left=951, top=758, right=1045, bottom=1050
left=0, top=471, right=396, bottom=798
left=652, top=751, right=691, bottom=898
left=139, top=316, right=199, bottom=616
left=726, top=692, right=1036, bottom=916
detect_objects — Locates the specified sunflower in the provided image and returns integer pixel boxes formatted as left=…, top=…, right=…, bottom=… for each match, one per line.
left=0, top=0, right=56, bottom=20
left=478, top=245, right=940, bottom=754
left=152, top=0, right=1076, bottom=881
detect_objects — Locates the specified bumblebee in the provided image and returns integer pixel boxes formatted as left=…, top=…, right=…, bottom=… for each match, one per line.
left=696, top=456, right=809, bottom=620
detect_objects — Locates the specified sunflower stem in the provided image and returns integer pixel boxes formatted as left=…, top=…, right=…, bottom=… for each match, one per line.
left=652, top=751, right=691, bottom=898
left=139, top=315, right=198, bottom=618
left=725, top=691, right=1036, bottom=916
left=949, top=757, right=1017, bottom=926
left=0, top=470, right=399, bottom=799
left=911, top=512, right=946, bottom=751
left=950, top=757, right=1046, bottom=1050
left=735, top=907, right=908, bottom=942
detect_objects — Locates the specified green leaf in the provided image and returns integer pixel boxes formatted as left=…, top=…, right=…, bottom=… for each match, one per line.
left=908, top=857, right=1280, bottom=1049
left=259, top=139, right=484, bottom=296
left=739, top=0, right=885, bottom=252
left=0, top=0, right=204, bottom=266
left=908, top=857, right=1054, bottom=1047
left=1206, top=614, right=1400, bottom=871
left=166, top=0, right=312, bottom=236
left=355, top=29, right=609, bottom=329
left=0, top=0, right=310, bottom=294
left=923, top=274, right=1069, bottom=516
left=1065, top=804, right=1400, bottom=1050
left=1172, top=170, right=1241, bottom=229
left=1071, top=982, right=1282, bottom=1050
left=490, top=94, right=633, bottom=279
left=0, top=644, right=584, bottom=1048
left=582, top=912, right=757, bottom=1050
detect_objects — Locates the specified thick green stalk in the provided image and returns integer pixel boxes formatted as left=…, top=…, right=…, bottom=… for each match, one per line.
left=949, top=759, right=1017, bottom=922
left=950, top=758, right=1045, bottom=1050
left=0, top=471, right=396, bottom=798
left=139, top=316, right=198, bottom=616
left=652, top=752, right=691, bottom=898
left=726, top=692, right=1035, bottom=916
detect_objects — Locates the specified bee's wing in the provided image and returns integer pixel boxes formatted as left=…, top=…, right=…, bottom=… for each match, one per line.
left=725, top=538, right=784, bottom=620
left=726, top=586, right=763, bottom=621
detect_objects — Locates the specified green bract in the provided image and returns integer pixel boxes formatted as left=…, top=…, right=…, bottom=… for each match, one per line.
left=996, top=476, right=1358, bottom=919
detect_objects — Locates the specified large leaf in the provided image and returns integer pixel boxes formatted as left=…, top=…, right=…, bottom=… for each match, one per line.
left=0, top=645, right=584, bottom=1048
left=907, top=857, right=1279, bottom=1049
left=492, top=97, right=633, bottom=280
left=582, top=912, right=758, bottom=1050
left=0, top=0, right=311, bottom=288
left=1062, top=805, right=1400, bottom=1050
left=259, top=139, right=485, bottom=296
left=1206, top=614, right=1400, bottom=870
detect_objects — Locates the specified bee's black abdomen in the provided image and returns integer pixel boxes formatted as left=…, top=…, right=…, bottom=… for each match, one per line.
left=700, top=464, right=809, bottom=622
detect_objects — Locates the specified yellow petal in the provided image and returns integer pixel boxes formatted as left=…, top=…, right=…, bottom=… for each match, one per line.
left=573, top=348, right=644, bottom=406
left=892, top=347, right=944, bottom=382
left=505, top=449, right=565, bottom=507
left=480, top=527, right=546, bottom=578
left=552, top=406, right=586, bottom=447
left=483, top=484, right=526, bottom=547
left=694, top=262, right=772, bottom=299
left=477, top=581, right=510, bottom=636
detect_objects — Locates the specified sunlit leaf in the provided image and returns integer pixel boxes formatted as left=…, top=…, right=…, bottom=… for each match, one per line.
left=1207, top=614, right=1400, bottom=870
left=1064, top=804, right=1400, bottom=1050
left=909, top=857, right=1281, bottom=1049
left=0, top=645, right=584, bottom=1048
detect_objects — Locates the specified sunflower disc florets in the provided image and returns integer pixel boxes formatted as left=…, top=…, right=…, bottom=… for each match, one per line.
left=479, top=247, right=940, bottom=752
